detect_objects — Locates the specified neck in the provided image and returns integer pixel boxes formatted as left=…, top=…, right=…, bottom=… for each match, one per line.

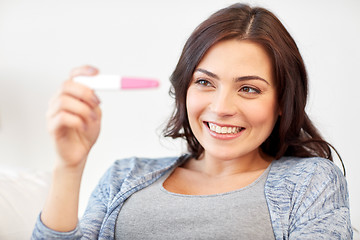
left=185, top=150, right=272, bottom=178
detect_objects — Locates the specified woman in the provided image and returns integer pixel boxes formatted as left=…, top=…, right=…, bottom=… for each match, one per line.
left=32, top=3, right=352, bottom=239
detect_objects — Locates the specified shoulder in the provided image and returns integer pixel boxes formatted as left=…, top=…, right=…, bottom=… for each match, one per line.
left=266, top=156, right=349, bottom=213
left=101, top=155, right=182, bottom=185
left=265, top=157, right=351, bottom=238
left=268, top=156, right=345, bottom=186
left=110, top=155, right=183, bottom=178
left=266, top=156, right=349, bottom=209
left=270, top=156, right=340, bottom=172
left=96, top=155, right=184, bottom=198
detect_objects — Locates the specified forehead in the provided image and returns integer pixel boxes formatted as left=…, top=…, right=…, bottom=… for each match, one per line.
left=196, top=39, right=274, bottom=84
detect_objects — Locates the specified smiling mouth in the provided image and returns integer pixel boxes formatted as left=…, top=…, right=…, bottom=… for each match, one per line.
left=205, top=122, right=245, bottom=134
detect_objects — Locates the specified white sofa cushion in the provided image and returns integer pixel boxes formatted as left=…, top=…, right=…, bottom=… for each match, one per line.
left=0, top=168, right=50, bottom=240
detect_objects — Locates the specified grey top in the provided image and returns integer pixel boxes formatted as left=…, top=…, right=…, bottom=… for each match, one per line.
left=115, top=164, right=275, bottom=239
left=32, top=156, right=352, bottom=239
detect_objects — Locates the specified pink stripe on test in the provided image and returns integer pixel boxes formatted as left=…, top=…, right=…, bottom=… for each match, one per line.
left=121, top=77, right=159, bottom=89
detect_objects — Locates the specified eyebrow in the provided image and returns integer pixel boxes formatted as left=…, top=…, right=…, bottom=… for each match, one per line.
left=195, top=68, right=270, bottom=85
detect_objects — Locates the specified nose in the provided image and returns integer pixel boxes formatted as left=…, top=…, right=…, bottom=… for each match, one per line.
left=210, top=89, right=237, bottom=117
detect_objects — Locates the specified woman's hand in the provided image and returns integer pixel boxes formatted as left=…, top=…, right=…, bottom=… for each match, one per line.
left=40, top=66, right=103, bottom=232
left=46, top=65, right=102, bottom=170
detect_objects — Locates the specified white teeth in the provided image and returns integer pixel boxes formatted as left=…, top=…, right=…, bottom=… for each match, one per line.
left=216, top=125, right=221, bottom=133
left=208, top=122, right=241, bottom=134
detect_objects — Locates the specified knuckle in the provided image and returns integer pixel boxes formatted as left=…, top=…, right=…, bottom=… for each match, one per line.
left=56, top=112, right=66, bottom=122
left=57, top=97, right=67, bottom=108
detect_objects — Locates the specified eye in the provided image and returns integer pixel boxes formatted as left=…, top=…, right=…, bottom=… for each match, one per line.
left=239, top=86, right=261, bottom=94
left=195, top=79, right=213, bottom=87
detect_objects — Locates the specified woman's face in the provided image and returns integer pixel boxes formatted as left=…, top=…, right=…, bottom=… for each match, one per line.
left=186, top=39, right=280, bottom=162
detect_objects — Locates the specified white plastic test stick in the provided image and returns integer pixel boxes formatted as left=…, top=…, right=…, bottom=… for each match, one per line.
left=73, top=75, right=159, bottom=90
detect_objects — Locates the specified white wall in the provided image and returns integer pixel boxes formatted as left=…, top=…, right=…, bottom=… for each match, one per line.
left=1, top=0, right=359, bottom=229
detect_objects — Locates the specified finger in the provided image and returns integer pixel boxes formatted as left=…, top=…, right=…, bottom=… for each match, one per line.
left=47, top=95, right=98, bottom=126
left=93, top=105, right=102, bottom=120
left=48, top=110, right=87, bottom=135
left=60, top=80, right=101, bottom=108
left=70, top=65, right=99, bottom=78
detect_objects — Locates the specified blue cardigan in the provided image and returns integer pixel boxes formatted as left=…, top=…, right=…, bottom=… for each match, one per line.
left=32, top=156, right=353, bottom=239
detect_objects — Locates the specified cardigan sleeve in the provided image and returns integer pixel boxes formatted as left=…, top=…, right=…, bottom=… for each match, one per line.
left=287, top=159, right=353, bottom=239
left=31, top=166, right=113, bottom=240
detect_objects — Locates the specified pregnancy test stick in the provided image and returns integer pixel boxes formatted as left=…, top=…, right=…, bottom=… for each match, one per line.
left=73, top=75, right=159, bottom=90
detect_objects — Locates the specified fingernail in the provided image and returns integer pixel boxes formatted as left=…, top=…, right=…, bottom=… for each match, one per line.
left=92, top=95, right=101, bottom=105
left=87, top=67, right=96, bottom=74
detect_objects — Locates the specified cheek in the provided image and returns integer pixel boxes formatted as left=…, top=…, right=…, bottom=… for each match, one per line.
left=186, top=89, right=206, bottom=120
left=242, top=99, right=279, bottom=127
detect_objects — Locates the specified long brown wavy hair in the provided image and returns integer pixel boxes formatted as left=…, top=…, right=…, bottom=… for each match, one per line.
left=163, top=3, right=343, bottom=170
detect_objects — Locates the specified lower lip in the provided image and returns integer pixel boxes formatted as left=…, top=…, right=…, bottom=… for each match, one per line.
left=204, top=122, right=245, bottom=140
